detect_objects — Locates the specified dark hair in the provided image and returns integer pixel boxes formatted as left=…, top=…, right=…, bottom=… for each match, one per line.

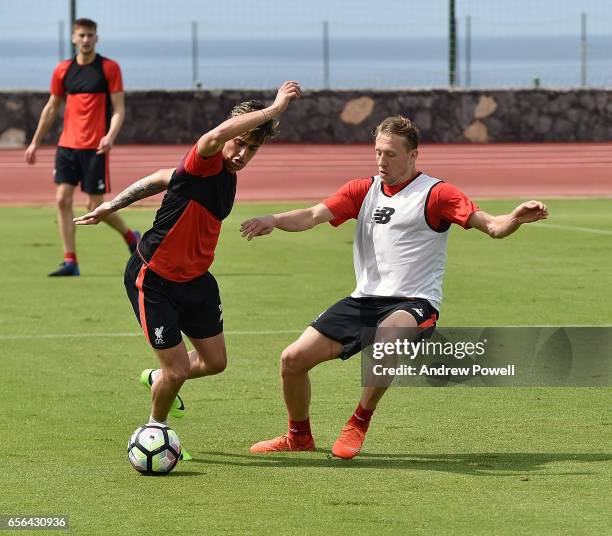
left=374, top=115, right=420, bottom=150
left=73, top=18, right=97, bottom=32
left=228, top=100, right=278, bottom=144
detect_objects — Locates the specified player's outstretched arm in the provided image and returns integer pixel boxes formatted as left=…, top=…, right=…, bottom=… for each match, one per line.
left=24, top=95, right=63, bottom=165
left=197, top=80, right=302, bottom=157
left=240, top=203, right=334, bottom=240
left=467, top=200, right=549, bottom=239
left=73, top=168, right=175, bottom=225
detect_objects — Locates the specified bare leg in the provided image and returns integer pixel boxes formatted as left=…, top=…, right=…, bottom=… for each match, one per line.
left=250, top=327, right=343, bottom=452
left=359, top=310, right=417, bottom=410
left=186, top=333, right=227, bottom=378
left=150, top=341, right=190, bottom=422
left=87, top=194, right=129, bottom=236
left=332, top=310, right=418, bottom=459
left=56, top=184, right=76, bottom=254
left=280, top=327, right=343, bottom=421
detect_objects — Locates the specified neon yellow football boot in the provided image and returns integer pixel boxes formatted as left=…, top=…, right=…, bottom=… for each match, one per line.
left=140, top=369, right=185, bottom=419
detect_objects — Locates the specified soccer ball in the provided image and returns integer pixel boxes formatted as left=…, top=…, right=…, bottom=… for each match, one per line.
left=127, top=424, right=181, bottom=474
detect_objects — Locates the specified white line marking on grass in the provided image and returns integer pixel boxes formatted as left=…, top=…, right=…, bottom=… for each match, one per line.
left=229, top=330, right=303, bottom=335
left=536, top=223, right=612, bottom=236
left=1, top=327, right=610, bottom=341
left=0, top=330, right=304, bottom=340
left=0, top=332, right=142, bottom=340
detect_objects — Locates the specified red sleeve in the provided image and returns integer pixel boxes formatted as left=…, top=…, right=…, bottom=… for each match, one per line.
left=322, top=178, right=373, bottom=227
left=426, top=182, right=479, bottom=230
left=183, top=144, right=224, bottom=177
left=102, top=59, right=123, bottom=93
left=50, top=61, right=70, bottom=97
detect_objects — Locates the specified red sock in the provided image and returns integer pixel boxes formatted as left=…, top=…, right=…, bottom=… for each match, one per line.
left=64, top=252, right=77, bottom=264
left=124, top=229, right=138, bottom=245
left=287, top=419, right=312, bottom=441
left=348, top=403, right=374, bottom=432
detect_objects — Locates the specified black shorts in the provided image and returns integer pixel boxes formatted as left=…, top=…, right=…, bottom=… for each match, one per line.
left=124, top=254, right=224, bottom=350
left=54, top=146, right=110, bottom=194
left=311, top=296, right=439, bottom=360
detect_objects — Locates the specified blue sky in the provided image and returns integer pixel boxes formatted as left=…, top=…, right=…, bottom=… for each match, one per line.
left=2, top=0, right=612, bottom=40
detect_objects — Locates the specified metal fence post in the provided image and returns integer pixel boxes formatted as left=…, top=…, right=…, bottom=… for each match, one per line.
left=323, top=20, right=330, bottom=89
left=465, top=15, right=471, bottom=88
left=449, top=0, right=456, bottom=87
left=70, top=0, right=76, bottom=56
left=581, top=12, right=587, bottom=87
left=192, top=21, right=200, bottom=88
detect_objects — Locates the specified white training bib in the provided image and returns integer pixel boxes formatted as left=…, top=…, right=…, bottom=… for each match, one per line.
left=351, top=173, right=449, bottom=310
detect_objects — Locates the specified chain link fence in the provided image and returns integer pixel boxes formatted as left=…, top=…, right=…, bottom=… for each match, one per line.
left=1, top=0, right=610, bottom=90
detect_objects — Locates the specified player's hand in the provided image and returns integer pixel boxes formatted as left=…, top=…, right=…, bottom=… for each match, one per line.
left=73, top=202, right=114, bottom=225
left=96, top=135, right=113, bottom=155
left=240, top=215, right=276, bottom=240
left=24, top=143, right=38, bottom=165
left=270, top=81, right=302, bottom=116
left=511, top=200, right=549, bottom=224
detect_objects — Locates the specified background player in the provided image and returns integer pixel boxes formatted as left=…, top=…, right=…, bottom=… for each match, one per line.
left=73, top=81, right=302, bottom=430
left=25, top=18, right=139, bottom=276
left=241, top=115, right=549, bottom=459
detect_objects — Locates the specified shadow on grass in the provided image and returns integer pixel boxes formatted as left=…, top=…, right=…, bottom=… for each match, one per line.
left=81, top=272, right=293, bottom=279
left=182, top=450, right=612, bottom=476
left=70, top=273, right=122, bottom=279
left=214, top=273, right=290, bottom=277
left=137, top=470, right=204, bottom=478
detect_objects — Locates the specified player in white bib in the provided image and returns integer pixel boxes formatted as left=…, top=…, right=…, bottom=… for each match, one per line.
left=241, top=116, right=548, bottom=459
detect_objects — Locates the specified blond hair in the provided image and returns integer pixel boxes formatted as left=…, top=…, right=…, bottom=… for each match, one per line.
left=374, top=116, right=420, bottom=151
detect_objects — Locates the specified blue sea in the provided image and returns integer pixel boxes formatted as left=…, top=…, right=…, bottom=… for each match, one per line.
left=1, top=36, right=611, bottom=90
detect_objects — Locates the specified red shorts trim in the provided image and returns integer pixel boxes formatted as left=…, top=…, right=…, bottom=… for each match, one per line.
left=135, top=264, right=150, bottom=344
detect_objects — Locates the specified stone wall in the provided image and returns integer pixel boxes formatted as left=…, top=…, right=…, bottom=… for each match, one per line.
left=2, top=89, right=611, bottom=147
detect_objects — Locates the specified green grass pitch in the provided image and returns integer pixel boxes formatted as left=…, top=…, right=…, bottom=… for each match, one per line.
left=0, top=199, right=611, bottom=535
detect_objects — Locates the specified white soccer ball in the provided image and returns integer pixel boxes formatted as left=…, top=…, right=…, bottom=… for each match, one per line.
left=127, top=424, right=181, bottom=474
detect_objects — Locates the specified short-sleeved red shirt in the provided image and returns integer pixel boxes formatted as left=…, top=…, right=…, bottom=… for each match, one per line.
left=323, top=174, right=479, bottom=231
left=51, top=54, right=123, bottom=149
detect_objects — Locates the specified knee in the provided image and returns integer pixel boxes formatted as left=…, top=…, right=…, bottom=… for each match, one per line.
left=191, top=348, right=227, bottom=377
left=280, top=345, right=308, bottom=377
left=207, top=354, right=227, bottom=375
left=164, top=368, right=189, bottom=387
left=56, top=194, right=72, bottom=212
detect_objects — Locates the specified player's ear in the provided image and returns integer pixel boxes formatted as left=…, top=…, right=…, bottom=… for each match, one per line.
left=411, top=149, right=419, bottom=161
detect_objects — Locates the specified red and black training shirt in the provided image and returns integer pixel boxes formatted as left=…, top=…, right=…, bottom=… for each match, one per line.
left=50, top=54, right=123, bottom=149
left=137, top=145, right=236, bottom=282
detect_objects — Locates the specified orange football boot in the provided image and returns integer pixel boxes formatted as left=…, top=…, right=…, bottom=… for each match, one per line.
left=250, top=434, right=315, bottom=453
left=331, top=424, right=366, bottom=459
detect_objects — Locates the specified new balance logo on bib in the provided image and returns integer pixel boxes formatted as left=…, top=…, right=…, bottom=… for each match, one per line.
left=372, top=206, right=395, bottom=224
